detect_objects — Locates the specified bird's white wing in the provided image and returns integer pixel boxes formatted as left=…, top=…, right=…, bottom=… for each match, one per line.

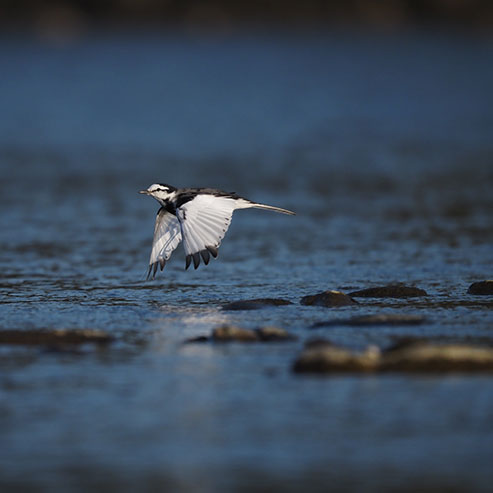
left=148, top=207, right=182, bottom=279
left=176, top=194, right=238, bottom=269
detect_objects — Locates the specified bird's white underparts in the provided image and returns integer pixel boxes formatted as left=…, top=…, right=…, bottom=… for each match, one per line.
left=139, top=183, right=295, bottom=279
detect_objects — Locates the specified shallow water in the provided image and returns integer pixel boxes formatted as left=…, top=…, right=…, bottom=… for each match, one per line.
left=1, top=29, right=493, bottom=491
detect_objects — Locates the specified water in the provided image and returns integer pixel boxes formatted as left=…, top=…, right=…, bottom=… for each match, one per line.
left=1, top=29, right=493, bottom=491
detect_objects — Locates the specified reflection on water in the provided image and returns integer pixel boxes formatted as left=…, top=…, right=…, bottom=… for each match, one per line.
left=1, top=30, right=493, bottom=490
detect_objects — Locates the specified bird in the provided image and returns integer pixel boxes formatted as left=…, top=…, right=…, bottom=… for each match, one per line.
left=139, top=183, right=295, bottom=279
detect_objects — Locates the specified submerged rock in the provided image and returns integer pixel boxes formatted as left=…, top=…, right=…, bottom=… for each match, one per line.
left=300, top=290, right=357, bottom=307
left=293, top=345, right=380, bottom=373
left=349, top=285, right=427, bottom=298
left=311, top=313, right=426, bottom=328
left=381, top=341, right=493, bottom=372
left=212, top=325, right=258, bottom=342
left=256, top=326, right=297, bottom=341
left=468, top=280, right=493, bottom=295
left=222, top=298, right=293, bottom=310
left=0, top=329, right=113, bottom=346
left=184, top=335, right=210, bottom=344
left=293, top=340, right=493, bottom=374
left=185, top=325, right=297, bottom=343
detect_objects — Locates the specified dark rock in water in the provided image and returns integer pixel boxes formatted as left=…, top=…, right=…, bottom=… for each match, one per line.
left=0, top=329, right=113, bottom=346
left=222, top=298, right=293, bottom=310
left=468, top=280, right=493, bottom=295
left=293, top=345, right=380, bottom=373
left=184, top=335, right=210, bottom=344
left=212, top=325, right=258, bottom=342
left=349, top=285, right=427, bottom=298
left=300, top=290, right=357, bottom=307
left=256, top=326, right=297, bottom=341
left=185, top=325, right=296, bottom=343
left=293, top=340, right=493, bottom=374
left=311, top=313, right=427, bottom=328
left=380, top=343, right=493, bottom=372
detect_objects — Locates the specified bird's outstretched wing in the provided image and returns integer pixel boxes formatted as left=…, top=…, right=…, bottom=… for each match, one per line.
left=176, top=194, right=238, bottom=269
left=148, top=207, right=182, bottom=279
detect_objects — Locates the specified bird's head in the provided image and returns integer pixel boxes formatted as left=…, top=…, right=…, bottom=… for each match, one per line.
left=139, top=183, right=176, bottom=203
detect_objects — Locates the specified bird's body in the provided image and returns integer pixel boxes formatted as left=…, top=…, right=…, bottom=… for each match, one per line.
left=140, top=183, right=295, bottom=279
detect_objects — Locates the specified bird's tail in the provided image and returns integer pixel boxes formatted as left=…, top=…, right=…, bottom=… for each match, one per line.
left=249, top=202, right=296, bottom=215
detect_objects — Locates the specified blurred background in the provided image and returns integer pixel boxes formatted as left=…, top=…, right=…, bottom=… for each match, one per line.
left=2, top=0, right=493, bottom=30
left=1, top=1, right=493, bottom=492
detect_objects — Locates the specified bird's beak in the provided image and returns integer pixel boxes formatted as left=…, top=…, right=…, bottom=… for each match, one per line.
left=139, top=190, right=149, bottom=195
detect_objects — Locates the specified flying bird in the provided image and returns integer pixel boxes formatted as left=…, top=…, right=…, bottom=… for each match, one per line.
left=140, top=183, right=295, bottom=279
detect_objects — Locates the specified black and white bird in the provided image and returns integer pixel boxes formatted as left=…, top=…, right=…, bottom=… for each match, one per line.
left=140, top=183, right=295, bottom=279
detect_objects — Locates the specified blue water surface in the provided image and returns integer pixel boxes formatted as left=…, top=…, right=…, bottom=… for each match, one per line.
left=1, top=29, right=493, bottom=491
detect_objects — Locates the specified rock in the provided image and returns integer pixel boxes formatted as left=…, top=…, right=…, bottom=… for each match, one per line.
left=212, top=325, right=258, bottom=342
left=0, top=329, right=113, bottom=346
left=300, top=290, right=357, bottom=307
left=293, top=345, right=380, bottom=373
left=311, top=313, right=426, bottom=328
left=185, top=325, right=297, bottom=343
left=349, top=285, right=427, bottom=298
left=292, top=340, right=493, bottom=374
left=380, top=342, right=493, bottom=372
left=184, top=335, right=210, bottom=344
left=468, top=280, right=493, bottom=295
left=256, top=326, right=297, bottom=341
left=222, top=298, right=293, bottom=310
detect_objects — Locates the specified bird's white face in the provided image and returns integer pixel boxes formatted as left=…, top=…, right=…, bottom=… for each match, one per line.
left=139, top=183, right=174, bottom=203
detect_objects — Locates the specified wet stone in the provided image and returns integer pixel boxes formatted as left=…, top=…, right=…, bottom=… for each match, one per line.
left=184, top=335, right=210, bottom=344
left=311, top=313, right=427, bottom=328
left=292, top=340, right=493, bottom=374
left=293, top=345, right=380, bottom=373
left=222, top=298, right=293, bottom=311
left=212, top=326, right=258, bottom=342
left=468, top=280, right=493, bottom=295
left=349, top=285, right=427, bottom=298
left=300, top=290, right=357, bottom=307
left=185, top=325, right=296, bottom=343
left=0, top=329, right=113, bottom=346
left=256, top=326, right=297, bottom=341
left=380, top=342, right=493, bottom=372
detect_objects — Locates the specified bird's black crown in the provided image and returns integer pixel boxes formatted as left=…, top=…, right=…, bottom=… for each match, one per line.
left=158, top=183, right=177, bottom=192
